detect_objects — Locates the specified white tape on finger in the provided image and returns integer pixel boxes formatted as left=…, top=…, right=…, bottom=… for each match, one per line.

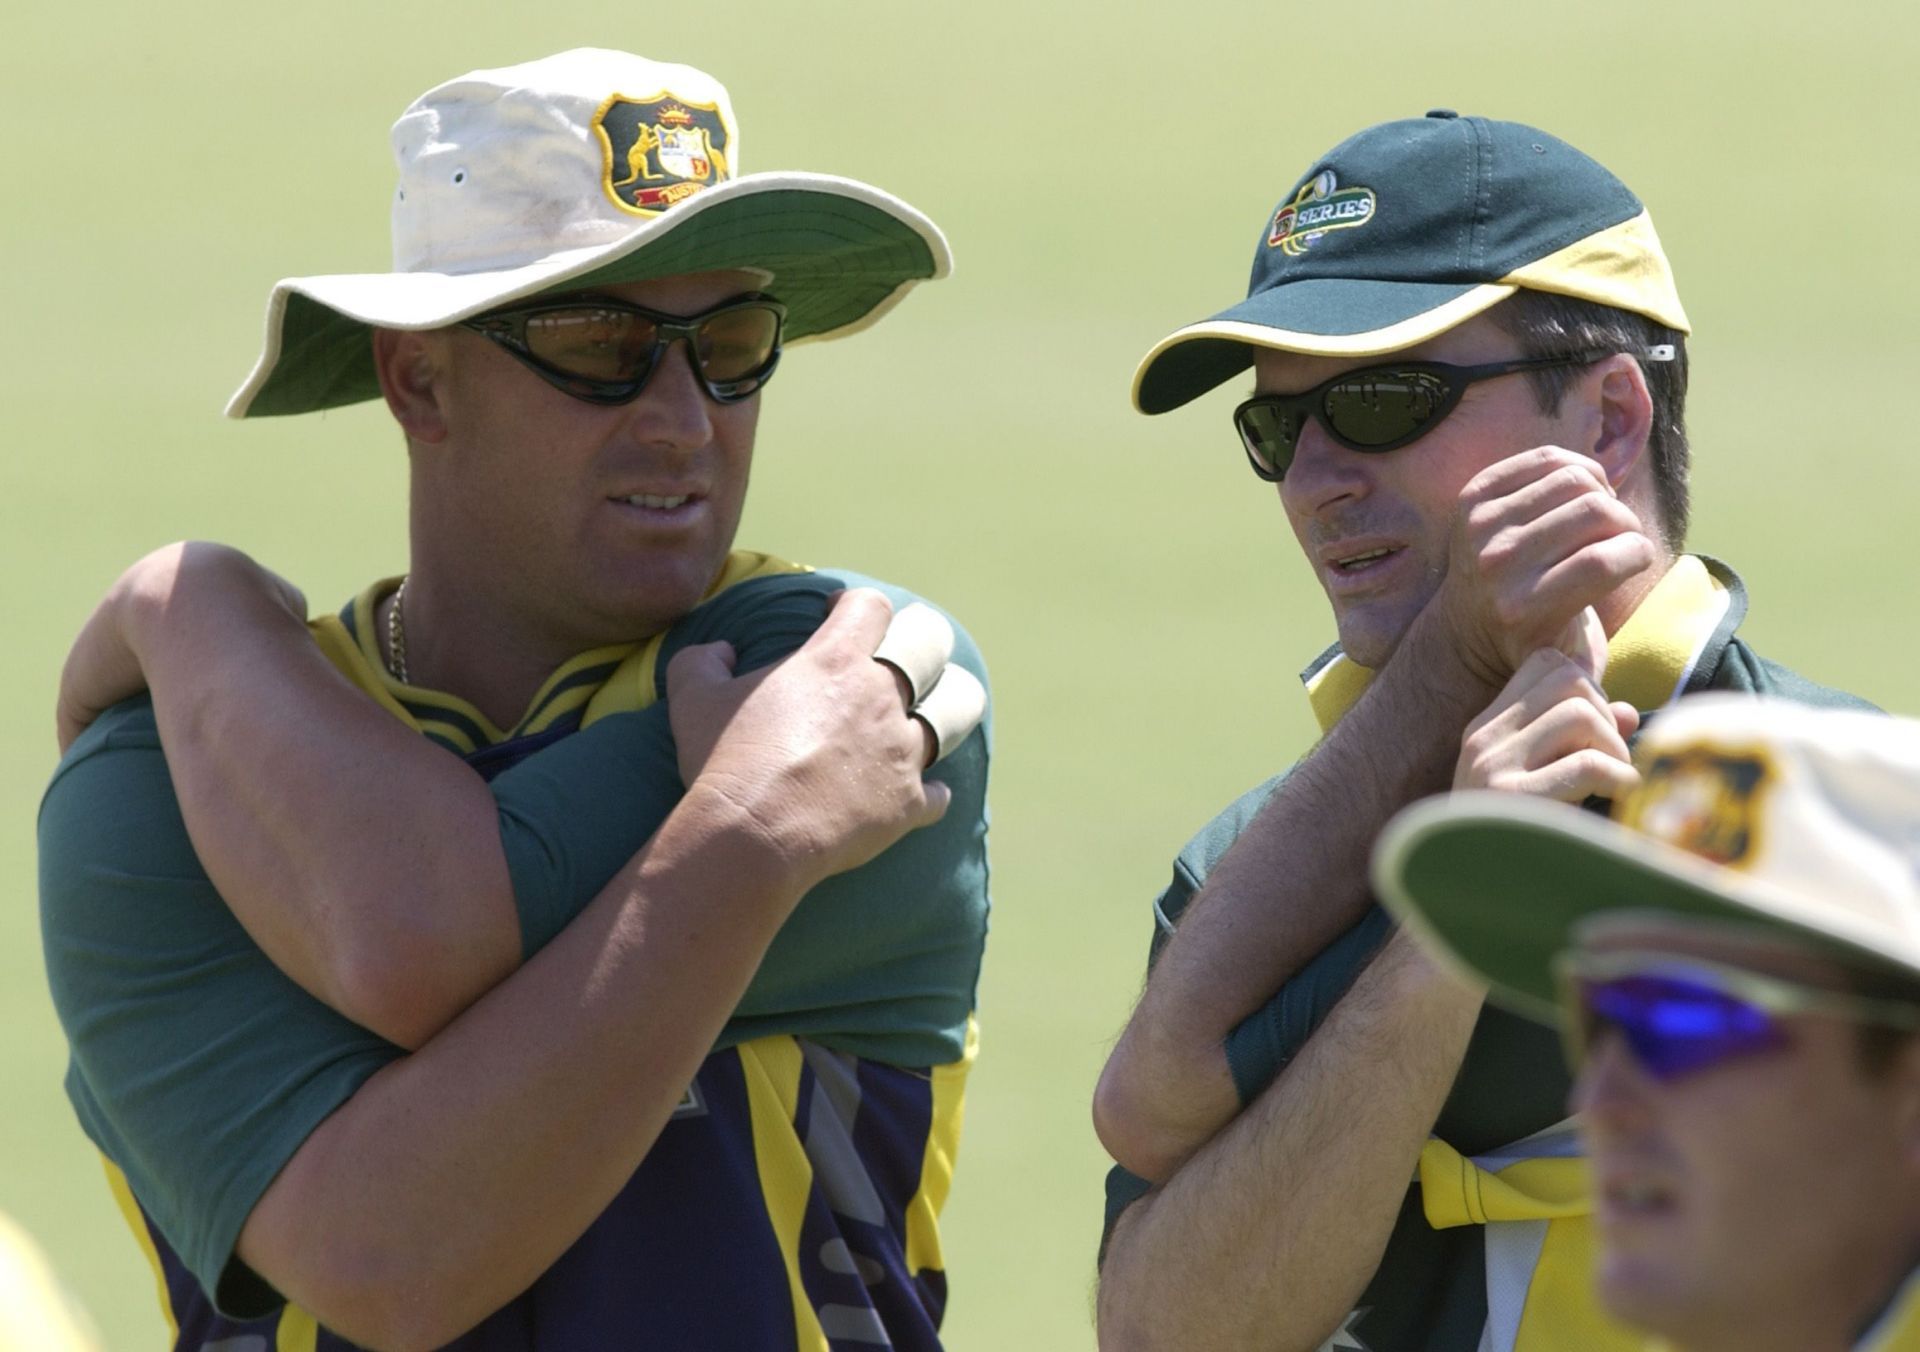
left=871, top=602, right=954, bottom=705
left=911, top=663, right=987, bottom=764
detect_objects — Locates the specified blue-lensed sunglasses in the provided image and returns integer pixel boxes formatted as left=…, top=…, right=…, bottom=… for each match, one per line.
left=1554, top=949, right=1920, bottom=1082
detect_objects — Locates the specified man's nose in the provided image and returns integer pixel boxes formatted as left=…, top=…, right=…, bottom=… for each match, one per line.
left=626, top=341, right=717, bottom=448
left=1277, top=416, right=1371, bottom=514
left=1569, top=1028, right=1656, bottom=1132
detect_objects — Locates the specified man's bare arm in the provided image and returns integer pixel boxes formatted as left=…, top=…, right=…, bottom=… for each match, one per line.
left=1097, top=928, right=1484, bottom=1352
left=1096, top=626, right=1646, bottom=1351
left=1095, top=448, right=1658, bottom=1182
left=234, top=589, right=948, bottom=1349
left=59, top=542, right=520, bottom=1048
left=1093, top=615, right=1492, bottom=1180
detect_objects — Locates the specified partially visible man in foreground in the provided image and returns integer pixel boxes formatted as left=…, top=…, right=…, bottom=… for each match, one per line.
left=1375, top=695, right=1920, bottom=1352
left=1092, top=112, right=1869, bottom=1350
left=40, top=48, right=990, bottom=1350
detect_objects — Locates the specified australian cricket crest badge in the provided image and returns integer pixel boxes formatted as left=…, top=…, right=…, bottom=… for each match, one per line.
left=595, top=91, right=734, bottom=216
left=1619, top=743, right=1774, bottom=868
left=1268, top=169, right=1377, bottom=257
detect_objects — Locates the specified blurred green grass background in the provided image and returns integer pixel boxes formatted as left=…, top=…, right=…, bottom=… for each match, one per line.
left=5, top=3, right=1916, bottom=1346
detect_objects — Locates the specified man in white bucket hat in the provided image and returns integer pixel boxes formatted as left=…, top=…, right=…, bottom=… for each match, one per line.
left=1375, top=695, right=1920, bottom=1351
left=40, top=48, right=990, bottom=1350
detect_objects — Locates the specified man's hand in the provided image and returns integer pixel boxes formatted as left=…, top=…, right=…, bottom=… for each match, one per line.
left=57, top=542, right=306, bottom=752
left=1454, top=612, right=1640, bottom=800
left=1431, top=446, right=1658, bottom=687
left=666, top=588, right=955, bottom=894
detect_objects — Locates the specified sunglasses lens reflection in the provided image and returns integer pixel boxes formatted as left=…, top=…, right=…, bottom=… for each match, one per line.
left=525, top=308, right=659, bottom=382
left=1323, top=370, right=1448, bottom=446
left=1239, top=404, right=1306, bottom=477
left=1579, top=974, right=1789, bottom=1080
left=517, top=303, right=781, bottom=392
left=696, top=307, right=782, bottom=384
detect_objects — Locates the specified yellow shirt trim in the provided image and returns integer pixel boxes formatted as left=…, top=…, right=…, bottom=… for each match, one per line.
left=274, top=1305, right=319, bottom=1352
left=738, top=1036, right=831, bottom=1352
left=312, top=551, right=812, bottom=742
left=101, top=1156, right=175, bottom=1344
left=905, top=1016, right=977, bottom=1274
left=1418, top=1139, right=1590, bottom=1227
left=582, top=551, right=810, bottom=726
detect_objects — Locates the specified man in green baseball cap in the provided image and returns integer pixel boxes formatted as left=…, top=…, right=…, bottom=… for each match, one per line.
left=40, top=48, right=990, bottom=1349
left=1374, top=695, right=1920, bottom=1351
left=1093, top=112, right=1870, bottom=1351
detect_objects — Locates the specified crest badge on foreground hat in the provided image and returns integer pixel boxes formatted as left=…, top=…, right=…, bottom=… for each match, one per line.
left=229, top=48, right=952, bottom=419
left=1372, top=695, right=1920, bottom=1024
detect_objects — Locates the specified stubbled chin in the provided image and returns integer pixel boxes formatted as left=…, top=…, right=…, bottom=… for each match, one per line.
left=1330, top=606, right=1410, bottom=670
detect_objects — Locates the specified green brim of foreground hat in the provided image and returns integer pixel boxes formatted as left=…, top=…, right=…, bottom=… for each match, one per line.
left=1370, top=792, right=1915, bottom=1027
left=229, top=173, right=949, bottom=418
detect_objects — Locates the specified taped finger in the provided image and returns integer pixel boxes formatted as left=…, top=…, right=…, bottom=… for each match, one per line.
left=872, top=603, right=954, bottom=707
left=910, top=663, right=987, bottom=765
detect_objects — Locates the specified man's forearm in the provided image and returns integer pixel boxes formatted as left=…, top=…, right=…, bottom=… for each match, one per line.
left=1097, top=930, right=1483, bottom=1352
left=235, top=782, right=809, bottom=1349
left=1096, top=616, right=1494, bottom=1179
left=126, top=550, right=520, bottom=1048
left=233, top=588, right=949, bottom=1349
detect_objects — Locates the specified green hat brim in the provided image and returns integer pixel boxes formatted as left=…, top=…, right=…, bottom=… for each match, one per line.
left=1132, top=276, right=1517, bottom=415
left=1371, top=792, right=1914, bottom=1027
left=231, top=175, right=950, bottom=418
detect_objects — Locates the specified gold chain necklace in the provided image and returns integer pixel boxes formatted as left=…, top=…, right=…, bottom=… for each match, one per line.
left=386, top=576, right=410, bottom=684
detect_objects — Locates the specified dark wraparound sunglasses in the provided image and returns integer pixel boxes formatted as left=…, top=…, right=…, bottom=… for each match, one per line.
left=1233, top=350, right=1616, bottom=482
left=461, top=293, right=786, bottom=405
left=1554, top=949, right=1920, bottom=1082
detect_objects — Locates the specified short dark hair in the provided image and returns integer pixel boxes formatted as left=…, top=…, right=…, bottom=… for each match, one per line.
left=1489, top=292, right=1691, bottom=551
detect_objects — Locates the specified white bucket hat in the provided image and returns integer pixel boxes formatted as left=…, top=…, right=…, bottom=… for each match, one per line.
left=1372, top=695, right=1920, bottom=1024
left=228, top=47, right=953, bottom=418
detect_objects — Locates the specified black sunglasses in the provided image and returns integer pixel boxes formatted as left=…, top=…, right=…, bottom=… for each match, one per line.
left=1232, top=350, right=1611, bottom=482
left=461, top=293, right=786, bottom=405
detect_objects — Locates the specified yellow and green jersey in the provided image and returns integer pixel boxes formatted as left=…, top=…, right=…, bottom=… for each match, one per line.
left=1101, top=557, right=1874, bottom=1352
left=41, top=554, right=992, bottom=1350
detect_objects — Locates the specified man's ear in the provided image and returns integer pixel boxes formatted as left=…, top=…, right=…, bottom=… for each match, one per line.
left=372, top=327, right=451, bottom=445
left=1583, top=354, right=1654, bottom=493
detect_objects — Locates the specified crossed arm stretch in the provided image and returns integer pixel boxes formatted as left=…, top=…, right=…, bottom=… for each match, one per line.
left=1093, top=447, right=1658, bottom=1351
left=47, top=542, right=982, bottom=1347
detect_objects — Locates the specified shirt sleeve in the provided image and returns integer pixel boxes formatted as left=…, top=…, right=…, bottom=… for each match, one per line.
left=491, top=569, right=992, bottom=1068
left=38, top=698, right=399, bottom=1318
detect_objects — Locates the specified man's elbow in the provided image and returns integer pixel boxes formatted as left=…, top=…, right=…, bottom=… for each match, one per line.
left=281, top=1257, right=487, bottom=1352
left=326, top=928, right=514, bottom=1050
left=248, top=1213, right=500, bottom=1350
left=1093, top=1052, right=1189, bottom=1185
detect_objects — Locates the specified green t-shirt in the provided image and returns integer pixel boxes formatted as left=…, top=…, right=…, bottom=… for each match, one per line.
left=39, top=565, right=991, bottom=1309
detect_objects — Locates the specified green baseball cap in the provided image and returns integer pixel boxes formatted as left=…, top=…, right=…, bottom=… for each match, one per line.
left=1133, top=111, right=1690, bottom=415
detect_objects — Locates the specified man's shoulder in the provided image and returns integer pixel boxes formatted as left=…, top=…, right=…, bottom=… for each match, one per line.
left=673, top=564, right=989, bottom=685
left=1150, top=772, right=1290, bottom=940
left=1702, top=638, right=1879, bottom=712
left=1173, top=774, right=1290, bottom=886
left=42, top=696, right=171, bottom=834
left=51, top=694, right=161, bottom=768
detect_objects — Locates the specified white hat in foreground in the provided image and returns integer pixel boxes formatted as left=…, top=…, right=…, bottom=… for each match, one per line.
left=1373, top=695, right=1919, bottom=1024
left=229, top=47, right=952, bottom=418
